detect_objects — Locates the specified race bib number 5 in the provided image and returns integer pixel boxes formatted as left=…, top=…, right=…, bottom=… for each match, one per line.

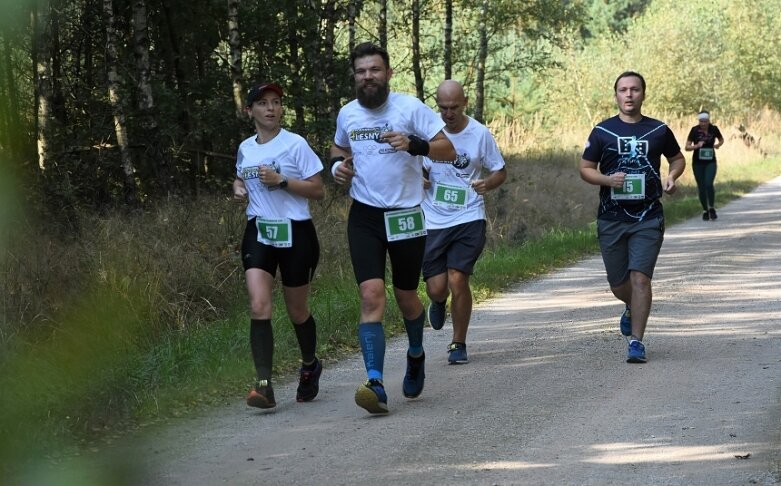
left=432, top=182, right=468, bottom=209
left=611, top=173, right=646, bottom=200
left=256, top=218, right=293, bottom=248
left=384, top=207, right=427, bottom=242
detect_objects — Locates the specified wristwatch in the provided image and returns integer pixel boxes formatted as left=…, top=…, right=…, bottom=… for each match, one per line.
left=279, top=175, right=288, bottom=189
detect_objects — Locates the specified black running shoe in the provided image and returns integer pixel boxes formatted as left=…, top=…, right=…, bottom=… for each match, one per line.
left=296, top=358, right=322, bottom=402
left=402, top=352, right=425, bottom=398
left=427, top=300, right=447, bottom=330
left=247, top=380, right=276, bottom=409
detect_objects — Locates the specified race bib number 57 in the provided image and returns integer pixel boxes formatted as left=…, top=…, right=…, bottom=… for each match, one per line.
left=384, top=207, right=427, bottom=242
left=256, top=218, right=293, bottom=248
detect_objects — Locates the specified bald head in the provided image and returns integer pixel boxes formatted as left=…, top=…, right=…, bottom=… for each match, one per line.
left=436, top=80, right=468, bottom=133
left=437, top=80, right=466, bottom=102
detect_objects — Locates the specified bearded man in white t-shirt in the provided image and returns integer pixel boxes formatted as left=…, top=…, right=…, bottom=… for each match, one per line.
left=330, top=42, right=456, bottom=415
left=422, top=80, right=507, bottom=365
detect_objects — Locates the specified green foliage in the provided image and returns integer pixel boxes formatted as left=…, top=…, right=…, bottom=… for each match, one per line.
left=581, top=0, right=652, bottom=39
left=534, top=0, right=781, bottom=126
left=722, top=2, right=781, bottom=112
left=0, top=286, right=148, bottom=473
left=623, top=0, right=731, bottom=114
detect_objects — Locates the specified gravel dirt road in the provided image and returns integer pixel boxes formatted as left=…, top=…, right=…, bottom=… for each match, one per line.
left=130, top=176, right=781, bottom=486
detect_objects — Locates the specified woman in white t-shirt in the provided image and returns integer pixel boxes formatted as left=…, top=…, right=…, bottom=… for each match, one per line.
left=232, top=82, right=325, bottom=410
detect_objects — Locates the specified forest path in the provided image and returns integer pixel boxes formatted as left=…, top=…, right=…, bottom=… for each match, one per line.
left=127, top=176, right=781, bottom=485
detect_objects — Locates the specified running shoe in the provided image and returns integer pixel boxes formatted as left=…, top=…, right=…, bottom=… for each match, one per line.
left=402, top=352, right=425, bottom=398
left=247, top=379, right=276, bottom=409
left=355, top=379, right=389, bottom=414
left=447, top=342, right=469, bottom=364
left=296, top=358, right=322, bottom=402
left=620, top=306, right=632, bottom=337
left=709, top=208, right=718, bottom=220
left=626, top=340, right=647, bottom=363
left=427, top=299, right=447, bottom=330
left=702, top=211, right=710, bottom=221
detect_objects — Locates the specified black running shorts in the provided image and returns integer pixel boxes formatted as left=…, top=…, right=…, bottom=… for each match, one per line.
left=241, top=217, right=320, bottom=287
left=347, top=200, right=425, bottom=291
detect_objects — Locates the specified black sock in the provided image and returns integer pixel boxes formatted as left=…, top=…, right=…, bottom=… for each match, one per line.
left=250, top=319, right=273, bottom=383
left=293, top=314, right=317, bottom=365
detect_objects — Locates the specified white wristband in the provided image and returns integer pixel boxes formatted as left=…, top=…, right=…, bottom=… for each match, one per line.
left=330, top=160, right=343, bottom=178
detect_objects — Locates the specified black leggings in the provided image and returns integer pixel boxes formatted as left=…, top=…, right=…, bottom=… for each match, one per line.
left=692, top=161, right=717, bottom=210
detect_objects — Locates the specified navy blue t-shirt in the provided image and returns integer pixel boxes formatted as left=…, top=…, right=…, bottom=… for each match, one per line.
left=582, top=115, right=681, bottom=222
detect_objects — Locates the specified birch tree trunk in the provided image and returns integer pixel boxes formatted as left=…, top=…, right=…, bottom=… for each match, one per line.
left=50, top=2, right=66, bottom=126
left=104, top=0, right=137, bottom=203
left=34, top=2, right=52, bottom=171
left=474, top=0, right=488, bottom=123
left=411, top=0, right=424, bottom=100
left=133, top=0, right=170, bottom=194
left=320, top=0, right=340, bottom=122
left=133, top=0, right=154, bottom=127
left=348, top=0, right=357, bottom=53
left=444, top=0, right=452, bottom=80
left=0, top=36, right=16, bottom=157
left=227, top=0, right=244, bottom=120
left=378, top=0, right=387, bottom=49
left=286, top=3, right=305, bottom=133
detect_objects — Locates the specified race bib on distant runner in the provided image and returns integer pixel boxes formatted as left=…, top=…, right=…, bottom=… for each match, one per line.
left=256, top=218, right=293, bottom=248
left=611, top=173, right=646, bottom=200
left=432, top=182, right=468, bottom=209
left=384, top=207, right=427, bottom=242
left=699, top=148, right=714, bottom=160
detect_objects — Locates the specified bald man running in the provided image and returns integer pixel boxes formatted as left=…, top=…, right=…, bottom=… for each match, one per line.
left=422, top=80, right=507, bottom=364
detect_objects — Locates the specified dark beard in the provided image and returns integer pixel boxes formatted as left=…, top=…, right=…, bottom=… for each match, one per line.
left=356, top=81, right=390, bottom=109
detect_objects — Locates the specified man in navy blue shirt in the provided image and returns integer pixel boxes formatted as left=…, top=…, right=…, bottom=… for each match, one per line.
left=580, top=71, right=685, bottom=364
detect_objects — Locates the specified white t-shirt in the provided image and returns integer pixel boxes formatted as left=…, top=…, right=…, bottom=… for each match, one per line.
left=334, top=92, right=446, bottom=208
left=236, top=128, right=323, bottom=220
left=422, top=116, right=506, bottom=229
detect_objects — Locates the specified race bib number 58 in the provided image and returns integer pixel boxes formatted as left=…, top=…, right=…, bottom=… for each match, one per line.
left=384, top=207, right=427, bottom=242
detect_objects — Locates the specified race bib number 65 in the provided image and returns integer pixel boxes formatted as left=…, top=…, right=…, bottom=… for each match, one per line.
left=433, top=182, right=468, bottom=209
left=384, top=207, right=427, bottom=242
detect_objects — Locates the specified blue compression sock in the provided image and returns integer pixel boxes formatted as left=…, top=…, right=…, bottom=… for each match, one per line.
left=358, top=322, right=385, bottom=381
left=404, top=311, right=425, bottom=357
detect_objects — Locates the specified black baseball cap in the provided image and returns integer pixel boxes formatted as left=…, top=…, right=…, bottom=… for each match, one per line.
left=246, top=83, right=284, bottom=106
